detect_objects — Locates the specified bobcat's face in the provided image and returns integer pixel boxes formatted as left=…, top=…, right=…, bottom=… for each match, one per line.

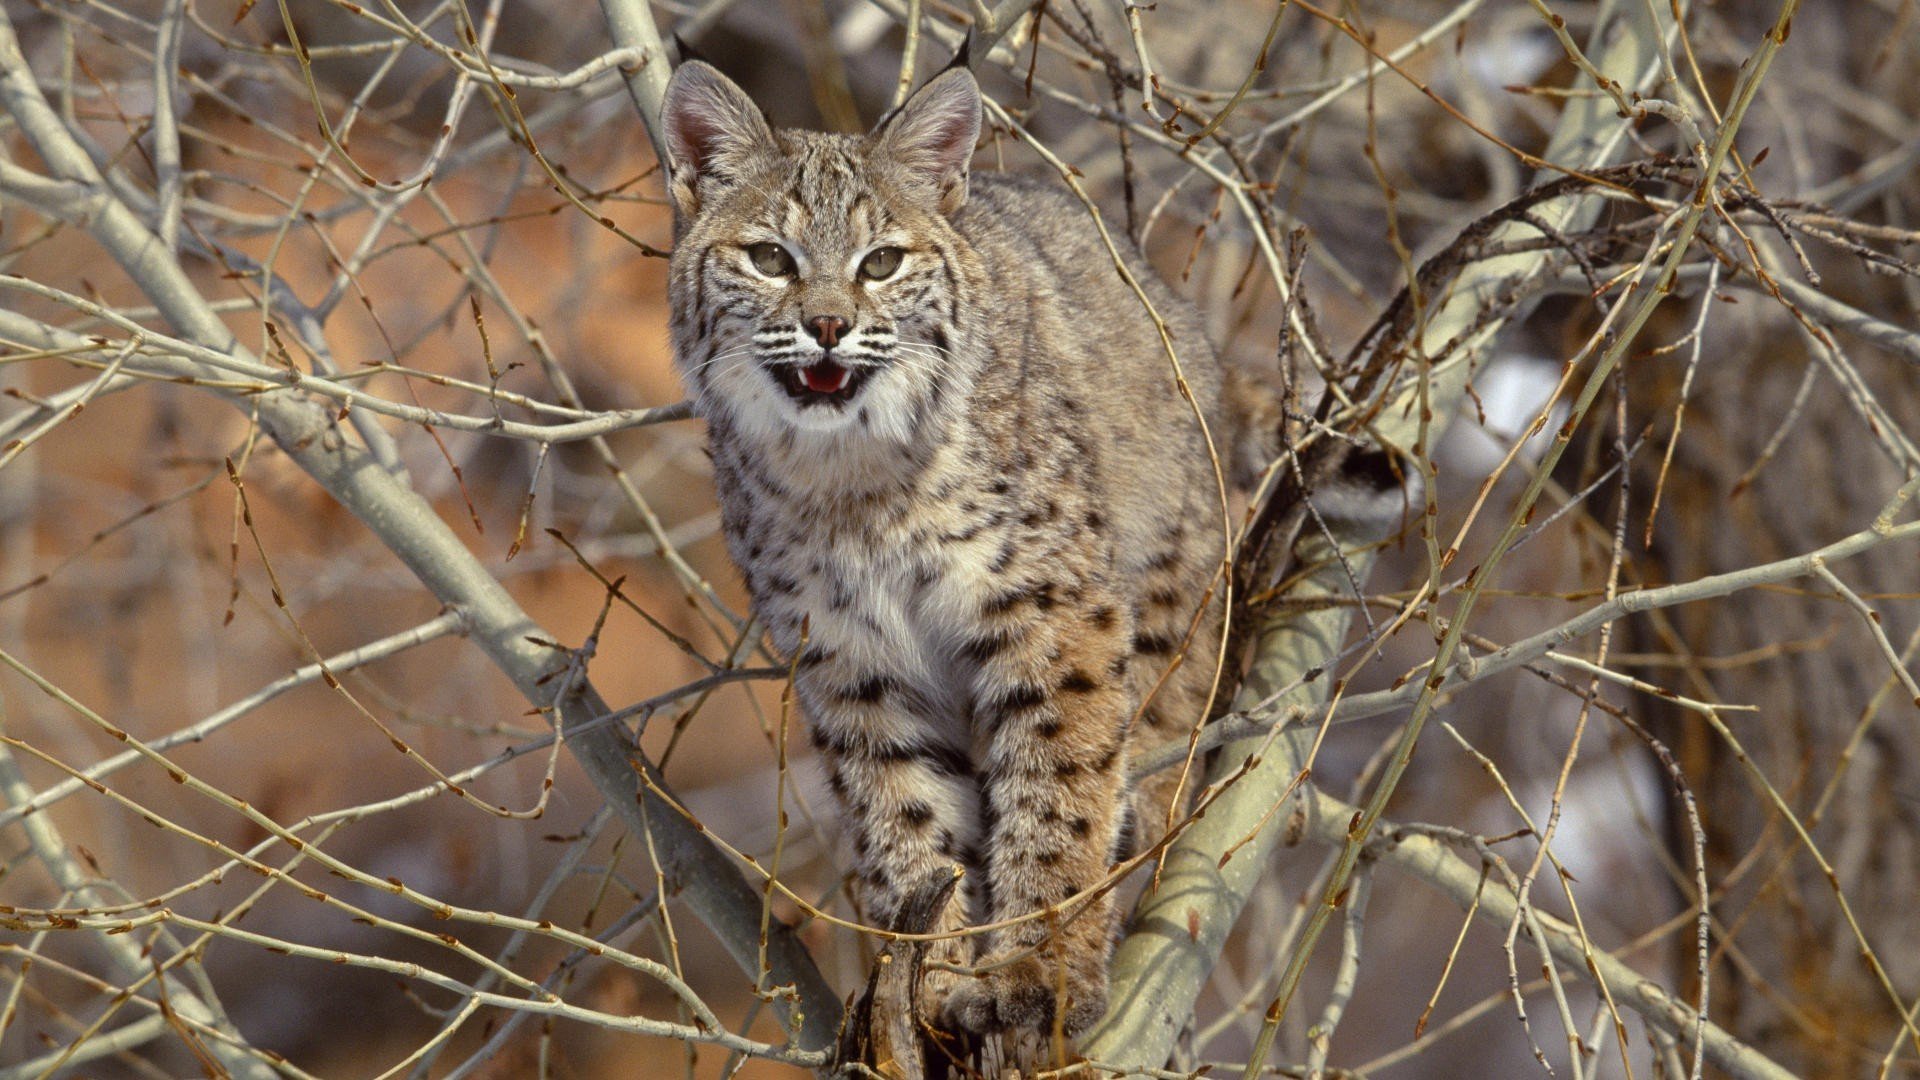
left=661, top=64, right=982, bottom=445
left=671, top=142, right=967, bottom=442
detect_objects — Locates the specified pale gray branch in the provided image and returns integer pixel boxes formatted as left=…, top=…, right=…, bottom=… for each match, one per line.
left=596, top=0, right=675, bottom=167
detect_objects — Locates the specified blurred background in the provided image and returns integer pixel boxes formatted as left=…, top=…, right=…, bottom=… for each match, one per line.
left=2, top=1, right=1917, bottom=1076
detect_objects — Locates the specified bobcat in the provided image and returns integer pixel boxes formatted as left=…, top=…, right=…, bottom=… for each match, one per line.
left=660, top=59, right=1247, bottom=1037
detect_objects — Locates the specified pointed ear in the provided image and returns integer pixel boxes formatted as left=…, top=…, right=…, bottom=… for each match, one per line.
left=875, top=68, right=981, bottom=215
left=659, top=62, right=775, bottom=214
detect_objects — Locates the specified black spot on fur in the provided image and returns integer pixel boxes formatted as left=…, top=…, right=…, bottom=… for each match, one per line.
left=982, top=586, right=1032, bottom=615
left=961, top=630, right=1016, bottom=664
left=828, top=577, right=856, bottom=611
left=842, top=674, right=895, bottom=704
left=1111, top=807, right=1137, bottom=862
left=985, top=682, right=1048, bottom=718
left=1133, top=630, right=1180, bottom=656
left=1058, top=668, right=1099, bottom=693
left=923, top=743, right=973, bottom=778
left=943, top=521, right=987, bottom=543
left=1020, top=500, right=1059, bottom=528
left=982, top=581, right=1056, bottom=615
left=1145, top=585, right=1184, bottom=609
left=989, top=540, right=1018, bottom=574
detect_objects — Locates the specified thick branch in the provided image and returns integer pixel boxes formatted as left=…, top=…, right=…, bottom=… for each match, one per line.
left=595, top=0, right=675, bottom=168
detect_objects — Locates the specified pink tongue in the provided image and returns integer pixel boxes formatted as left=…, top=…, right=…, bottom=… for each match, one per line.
left=802, top=361, right=849, bottom=394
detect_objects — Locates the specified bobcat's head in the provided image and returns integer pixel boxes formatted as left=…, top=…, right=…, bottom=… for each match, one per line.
left=661, top=61, right=983, bottom=446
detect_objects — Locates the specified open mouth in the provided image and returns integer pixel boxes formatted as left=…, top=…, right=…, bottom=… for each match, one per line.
left=771, top=358, right=872, bottom=407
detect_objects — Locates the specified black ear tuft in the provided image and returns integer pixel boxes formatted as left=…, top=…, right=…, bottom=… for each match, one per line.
left=670, top=32, right=714, bottom=68
left=945, top=33, right=973, bottom=74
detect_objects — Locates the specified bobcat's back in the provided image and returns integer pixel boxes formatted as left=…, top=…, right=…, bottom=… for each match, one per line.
left=953, top=172, right=1228, bottom=578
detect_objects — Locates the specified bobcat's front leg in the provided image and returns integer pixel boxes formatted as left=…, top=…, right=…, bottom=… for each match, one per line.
left=945, top=580, right=1137, bottom=1035
left=794, top=650, right=984, bottom=1021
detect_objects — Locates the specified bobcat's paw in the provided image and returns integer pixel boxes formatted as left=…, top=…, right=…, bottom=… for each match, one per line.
left=914, top=959, right=966, bottom=1028
left=940, top=953, right=1107, bottom=1035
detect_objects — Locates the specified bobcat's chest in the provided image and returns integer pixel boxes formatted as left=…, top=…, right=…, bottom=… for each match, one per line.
left=735, top=469, right=1021, bottom=726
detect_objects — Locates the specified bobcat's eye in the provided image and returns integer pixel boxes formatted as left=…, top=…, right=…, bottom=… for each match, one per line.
left=747, top=242, right=796, bottom=278
left=858, top=247, right=905, bottom=281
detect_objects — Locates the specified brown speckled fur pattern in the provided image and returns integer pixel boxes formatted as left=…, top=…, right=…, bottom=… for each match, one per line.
left=660, top=61, right=1242, bottom=1038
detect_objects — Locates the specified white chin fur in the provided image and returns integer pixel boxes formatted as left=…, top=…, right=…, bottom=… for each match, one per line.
left=708, top=363, right=921, bottom=445
left=784, top=400, right=868, bottom=434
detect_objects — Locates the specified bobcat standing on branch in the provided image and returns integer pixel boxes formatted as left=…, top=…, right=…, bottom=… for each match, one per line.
left=660, top=59, right=1247, bottom=1037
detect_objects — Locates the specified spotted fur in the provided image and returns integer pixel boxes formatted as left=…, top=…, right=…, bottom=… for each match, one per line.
left=661, top=61, right=1242, bottom=1037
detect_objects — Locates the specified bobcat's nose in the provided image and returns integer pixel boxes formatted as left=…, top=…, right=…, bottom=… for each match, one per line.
left=806, top=315, right=849, bottom=349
